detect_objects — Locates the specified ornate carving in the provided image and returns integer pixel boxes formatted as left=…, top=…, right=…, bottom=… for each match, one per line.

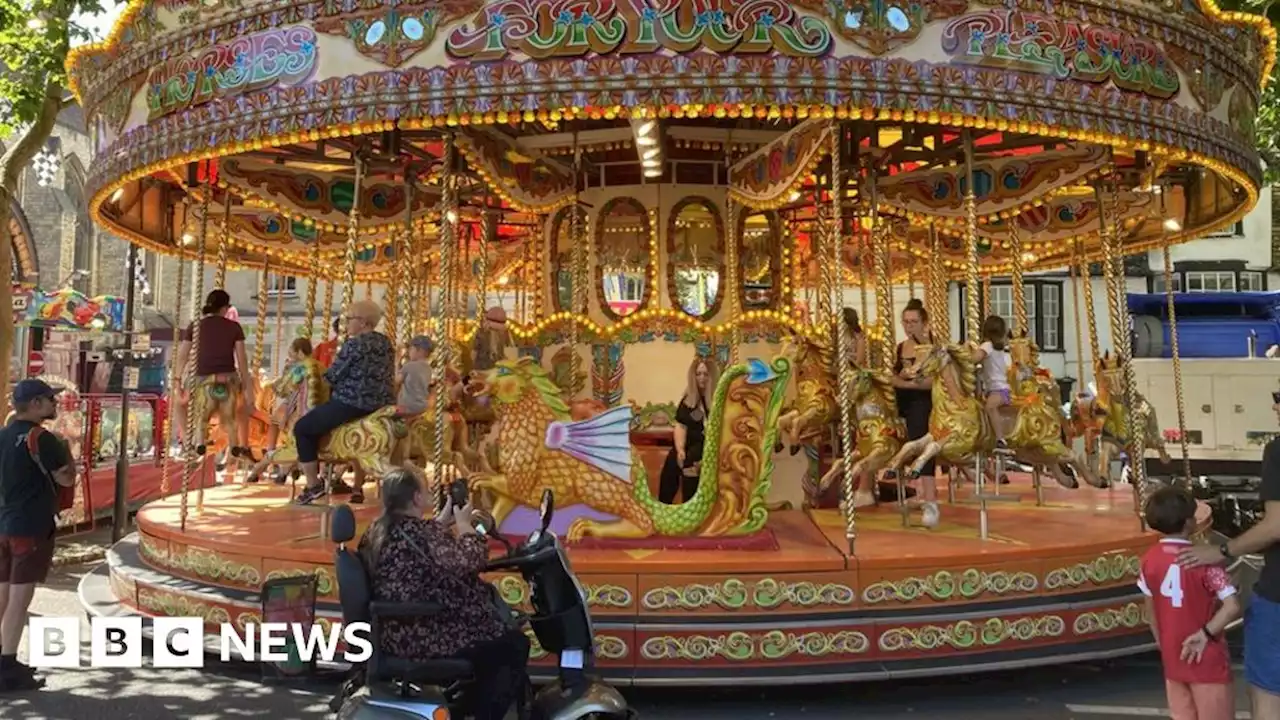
left=667, top=196, right=725, bottom=321
left=1044, top=554, right=1141, bottom=590
left=595, top=197, right=652, bottom=321
left=139, top=534, right=263, bottom=588
left=315, top=2, right=477, bottom=68
left=1073, top=602, right=1147, bottom=635
left=145, top=27, right=318, bottom=121
left=641, top=630, right=869, bottom=661
left=136, top=587, right=234, bottom=626
left=862, top=569, right=1039, bottom=604
left=800, top=0, right=968, bottom=55
left=941, top=9, right=1180, bottom=100
left=642, top=578, right=854, bottom=610
left=264, top=568, right=336, bottom=597
left=445, top=0, right=832, bottom=62
left=878, top=616, right=1066, bottom=652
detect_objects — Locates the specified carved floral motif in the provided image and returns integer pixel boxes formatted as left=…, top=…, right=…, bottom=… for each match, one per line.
left=862, top=569, right=1039, bottom=604
left=640, top=630, right=869, bottom=661
left=1043, top=554, right=1140, bottom=590
left=642, top=578, right=855, bottom=610
left=878, top=615, right=1066, bottom=652
left=315, top=1, right=479, bottom=68
left=1073, top=602, right=1147, bottom=635
left=796, top=0, right=968, bottom=55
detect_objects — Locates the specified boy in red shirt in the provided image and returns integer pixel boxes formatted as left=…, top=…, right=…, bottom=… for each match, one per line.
left=1138, top=486, right=1242, bottom=720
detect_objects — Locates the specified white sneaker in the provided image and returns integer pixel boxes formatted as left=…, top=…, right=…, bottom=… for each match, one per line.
left=853, top=490, right=876, bottom=508
left=921, top=501, right=940, bottom=528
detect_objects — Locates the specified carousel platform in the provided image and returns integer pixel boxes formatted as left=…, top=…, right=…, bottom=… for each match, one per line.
left=82, top=474, right=1165, bottom=686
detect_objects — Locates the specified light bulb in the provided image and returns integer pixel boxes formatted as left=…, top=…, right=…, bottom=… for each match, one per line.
left=637, top=121, right=655, bottom=135
left=642, top=148, right=660, bottom=160
left=1163, top=218, right=1181, bottom=232
left=636, top=135, right=656, bottom=147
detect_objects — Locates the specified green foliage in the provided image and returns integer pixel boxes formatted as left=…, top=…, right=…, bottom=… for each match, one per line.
left=0, top=0, right=105, bottom=137
left=1218, top=0, right=1280, bottom=183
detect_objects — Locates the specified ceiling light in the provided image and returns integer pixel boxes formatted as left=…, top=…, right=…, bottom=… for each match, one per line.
left=644, top=167, right=662, bottom=178
left=110, top=188, right=125, bottom=203
left=1163, top=218, right=1181, bottom=232
left=636, top=135, right=656, bottom=147
left=642, top=148, right=660, bottom=160
left=643, top=158, right=660, bottom=168
left=788, top=191, right=801, bottom=202
left=181, top=233, right=196, bottom=246
left=637, top=121, right=655, bottom=135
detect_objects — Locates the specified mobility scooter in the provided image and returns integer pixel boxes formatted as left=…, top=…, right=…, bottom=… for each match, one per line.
left=330, top=487, right=634, bottom=719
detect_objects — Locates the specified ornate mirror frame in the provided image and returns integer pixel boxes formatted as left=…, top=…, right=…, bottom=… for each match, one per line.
left=666, top=195, right=725, bottom=321
left=549, top=205, right=585, bottom=313
left=738, top=209, right=783, bottom=312
left=594, top=197, right=652, bottom=321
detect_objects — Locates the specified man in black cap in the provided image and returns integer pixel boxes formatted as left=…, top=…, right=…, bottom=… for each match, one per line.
left=0, top=379, right=76, bottom=690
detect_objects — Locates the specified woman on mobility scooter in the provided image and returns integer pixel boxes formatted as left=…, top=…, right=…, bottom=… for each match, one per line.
left=357, top=468, right=530, bottom=720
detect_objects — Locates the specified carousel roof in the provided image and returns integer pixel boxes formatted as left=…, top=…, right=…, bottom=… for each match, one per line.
left=66, top=0, right=1275, bottom=283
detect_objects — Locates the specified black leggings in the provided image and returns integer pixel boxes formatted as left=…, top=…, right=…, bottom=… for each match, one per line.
left=899, top=394, right=935, bottom=476
left=456, top=630, right=531, bottom=720
left=292, top=400, right=372, bottom=464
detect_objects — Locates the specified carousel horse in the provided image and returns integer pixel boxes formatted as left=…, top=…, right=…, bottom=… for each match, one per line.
left=465, top=353, right=792, bottom=540
left=775, top=335, right=837, bottom=455
left=1003, top=335, right=1102, bottom=489
left=816, top=364, right=905, bottom=510
left=244, top=357, right=328, bottom=482
left=1067, top=353, right=1171, bottom=484
left=187, top=372, right=256, bottom=464
left=886, top=343, right=997, bottom=479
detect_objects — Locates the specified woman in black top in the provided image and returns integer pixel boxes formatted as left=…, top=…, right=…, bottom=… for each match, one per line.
left=659, top=356, right=718, bottom=504
left=893, top=299, right=936, bottom=477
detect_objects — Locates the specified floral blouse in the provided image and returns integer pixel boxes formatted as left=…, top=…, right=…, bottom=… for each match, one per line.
left=325, top=332, right=395, bottom=411
left=359, top=516, right=507, bottom=660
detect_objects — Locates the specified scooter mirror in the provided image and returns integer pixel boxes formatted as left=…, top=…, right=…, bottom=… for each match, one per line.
left=540, top=489, right=554, bottom=531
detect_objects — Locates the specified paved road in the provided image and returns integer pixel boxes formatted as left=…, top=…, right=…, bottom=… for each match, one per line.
left=0, top=562, right=1260, bottom=720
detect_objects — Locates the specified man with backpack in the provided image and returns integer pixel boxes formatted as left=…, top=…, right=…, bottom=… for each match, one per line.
left=0, top=379, right=76, bottom=691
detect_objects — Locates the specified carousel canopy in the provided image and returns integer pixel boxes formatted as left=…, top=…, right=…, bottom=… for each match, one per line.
left=68, top=0, right=1274, bottom=283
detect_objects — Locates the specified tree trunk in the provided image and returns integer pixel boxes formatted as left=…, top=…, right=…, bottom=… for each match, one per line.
left=0, top=84, right=68, bottom=419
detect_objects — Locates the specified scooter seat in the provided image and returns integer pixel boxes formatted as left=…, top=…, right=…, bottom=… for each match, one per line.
left=375, top=656, right=474, bottom=685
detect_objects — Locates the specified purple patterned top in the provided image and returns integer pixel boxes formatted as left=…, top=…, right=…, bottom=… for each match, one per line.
left=358, top=516, right=507, bottom=660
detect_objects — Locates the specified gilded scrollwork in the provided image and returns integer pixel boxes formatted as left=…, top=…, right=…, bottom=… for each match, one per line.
left=877, top=615, right=1065, bottom=652
left=641, top=629, right=869, bottom=661
left=643, top=579, right=750, bottom=611
left=136, top=588, right=233, bottom=626
left=264, top=568, right=336, bottom=597
left=861, top=569, right=1039, bottom=604
left=1073, top=603, right=1147, bottom=636
left=522, top=630, right=627, bottom=661
left=641, top=578, right=854, bottom=611
left=1043, top=554, right=1140, bottom=590
left=139, top=534, right=262, bottom=588
left=586, top=585, right=634, bottom=609
left=752, top=579, right=856, bottom=609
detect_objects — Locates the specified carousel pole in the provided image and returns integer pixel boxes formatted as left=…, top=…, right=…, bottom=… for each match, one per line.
left=181, top=183, right=211, bottom=531
left=832, top=122, right=857, bottom=554
left=1076, top=238, right=1102, bottom=390
left=305, top=240, right=320, bottom=339
left=533, top=215, right=547, bottom=319
left=816, top=193, right=834, bottom=336
left=1096, top=178, right=1147, bottom=529
left=385, top=232, right=400, bottom=353
left=569, top=135, right=588, bottom=396
left=215, top=202, right=231, bottom=288
left=1069, top=253, right=1086, bottom=393
left=323, top=278, right=335, bottom=340
left=1010, top=228, right=1027, bottom=338
left=962, top=132, right=981, bottom=349
left=929, top=224, right=949, bottom=340
left=1160, top=188, right=1191, bottom=489
left=160, top=234, right=188, bottom=497
left=869, top=167, right=892, bottom=372
left=272, top=272, right=285, bottom=375
left=432, top=133, right=459, bottom=502
left=725, top=143, right=741, bottom=365
left=340, top=159, right=365, bottom=338
left=253, top=259, right=270, bottom=377
left=478, top=201, right=494, bottom=326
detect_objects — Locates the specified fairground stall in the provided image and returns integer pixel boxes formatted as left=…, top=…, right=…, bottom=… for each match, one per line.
left=10, top=283, right=179, bottom=529
left=70, top=0, right=1270, bottom=685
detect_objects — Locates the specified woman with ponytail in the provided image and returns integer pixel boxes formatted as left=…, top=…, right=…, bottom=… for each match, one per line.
left=359, top=468, right=530, bottom=720
left=892, top=298, right=941, bottom=527
left=175, top=289, right=255, bottom=457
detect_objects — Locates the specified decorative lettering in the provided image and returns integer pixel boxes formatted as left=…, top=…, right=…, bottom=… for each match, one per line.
left=940, top=10, right=1179, bottom=100
left=145, top=27, right=318, bottom=121
left=446, top=0, right=831, bottom=61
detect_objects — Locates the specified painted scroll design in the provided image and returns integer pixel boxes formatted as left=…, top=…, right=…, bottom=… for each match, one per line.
left=445, top=0, right=833, bottom=61
left=940, top=9, right=1180, bottom=100
left=794, top=0, right=968, bottom=55
left=145, top=26, right=318, bottom=121
left=314, top=1, right=480, bottom=68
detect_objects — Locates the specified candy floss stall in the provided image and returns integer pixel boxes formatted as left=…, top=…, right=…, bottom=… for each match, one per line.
left=12, top=283, right=177, bottom=530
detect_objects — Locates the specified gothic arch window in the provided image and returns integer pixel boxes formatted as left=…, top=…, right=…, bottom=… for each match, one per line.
left=7, top=199, right=40, bottom=281
left=63, top=156, right=91, bottom=293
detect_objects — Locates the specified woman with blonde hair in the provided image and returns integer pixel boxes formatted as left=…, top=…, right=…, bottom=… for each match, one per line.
left=293, top=300, right=395, bottom=505
left=658, top=355, right=719, bottom=504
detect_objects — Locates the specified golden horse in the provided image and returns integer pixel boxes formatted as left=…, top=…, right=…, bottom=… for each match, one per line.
left=887, top=343, right=997, bottom=477
left=244, top=360, right=327, bottom=482
left=1004, top=337, right=1103, bottom=489
left=187, top=373, right=254, bottom=464
left=1067, top=353, right=1171, bottom=484
left=816, top=364, right=905, bottom=510
left=776, top=335, right=837, bottom=453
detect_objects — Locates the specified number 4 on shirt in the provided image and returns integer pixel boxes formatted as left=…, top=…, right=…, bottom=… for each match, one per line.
left=1160, top=564, right=1184, bottom=608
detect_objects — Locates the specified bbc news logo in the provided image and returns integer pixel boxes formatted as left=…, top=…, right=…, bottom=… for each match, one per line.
left=28, top=617, right=373, bottom=668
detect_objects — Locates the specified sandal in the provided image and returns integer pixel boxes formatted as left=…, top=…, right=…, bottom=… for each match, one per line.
left=294, top=485, right=325, bottom=505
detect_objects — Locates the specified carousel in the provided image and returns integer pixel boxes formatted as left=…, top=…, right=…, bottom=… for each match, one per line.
left=70, top=0, right=1272, bottom=685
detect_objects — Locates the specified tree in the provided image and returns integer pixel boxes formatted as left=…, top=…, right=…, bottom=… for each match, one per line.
left=0, top=0, right=105, bottom=417
left=1218, top=0, right=1280, bottom=183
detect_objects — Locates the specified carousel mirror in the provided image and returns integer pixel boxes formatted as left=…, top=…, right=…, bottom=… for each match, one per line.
left=595, top=198, right=649, bottom=319
left=740, top=210, right=781, bottom=311
left=550, top=205, right=586, bottom=312
left=668, top=197, right=724, bottom=319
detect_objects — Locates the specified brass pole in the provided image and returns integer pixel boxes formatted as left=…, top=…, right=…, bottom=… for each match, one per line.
left=962, top=131, right=980, bottom=344
left=832, top=123, right=856, bottom=554
left=1161, top=189, right=1191, bottom=489
left=432, top=133, right=459, bottom=504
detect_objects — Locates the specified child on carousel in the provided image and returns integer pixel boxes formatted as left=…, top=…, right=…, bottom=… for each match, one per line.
left=260, top=337, right=326, bottom=483
left=397, top=336, right=468, bottom=458
left=971, top=315, right=1012, bottom=450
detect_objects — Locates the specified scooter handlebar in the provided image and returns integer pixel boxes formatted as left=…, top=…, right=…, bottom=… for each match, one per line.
left=484, top=544, right=559, bottom=573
